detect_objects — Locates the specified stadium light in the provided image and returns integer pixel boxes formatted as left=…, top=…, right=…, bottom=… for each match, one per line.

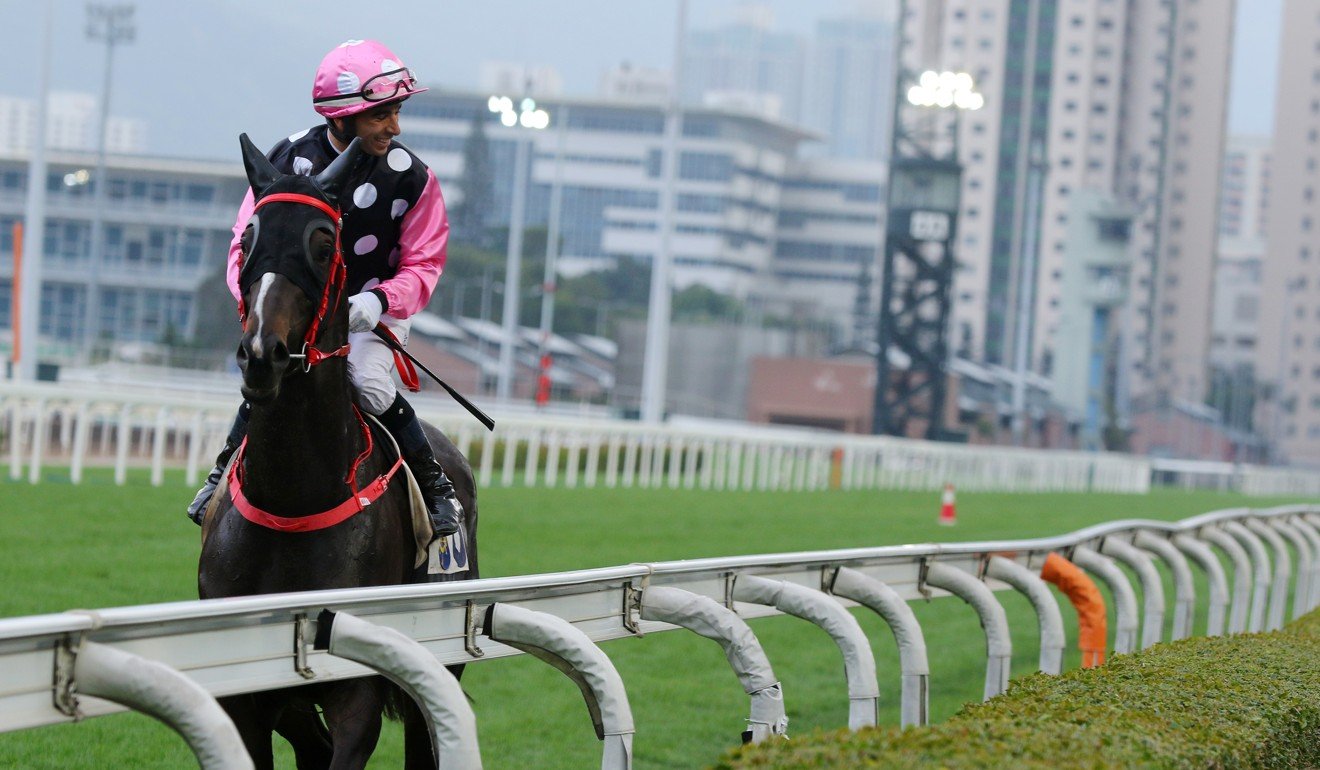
left=489, top=94, right=551, bottom=403
left=907, top=70, right=984, bottom=111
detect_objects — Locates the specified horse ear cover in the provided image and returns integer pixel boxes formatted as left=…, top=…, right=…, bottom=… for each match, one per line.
left=239, top=133, right=281, bottom=195
left=314, top=137, right=370, bottom=207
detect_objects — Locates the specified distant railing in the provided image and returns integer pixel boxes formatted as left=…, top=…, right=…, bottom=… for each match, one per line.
left=2, top=380, right=1318, bottom=495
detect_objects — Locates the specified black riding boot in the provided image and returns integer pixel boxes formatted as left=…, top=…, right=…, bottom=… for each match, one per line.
left=186, top=401, right=250, bottom=525
left=376, top=393, right=463, bottom=540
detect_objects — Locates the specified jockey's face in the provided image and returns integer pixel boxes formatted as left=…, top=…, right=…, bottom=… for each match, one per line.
left=335, top=101, right=403, bottom=157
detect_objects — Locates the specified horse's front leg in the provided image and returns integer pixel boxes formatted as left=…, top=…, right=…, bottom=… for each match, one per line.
left=320, top=679, right=385, bottom=770
left=218, top=693, right=277, bottom=770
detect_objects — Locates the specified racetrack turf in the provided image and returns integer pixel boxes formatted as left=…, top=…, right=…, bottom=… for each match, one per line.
left=0, top=470, right=1303, bottom=768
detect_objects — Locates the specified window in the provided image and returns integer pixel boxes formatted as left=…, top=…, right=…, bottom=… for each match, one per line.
left=678, top=152, right=733, bottom=182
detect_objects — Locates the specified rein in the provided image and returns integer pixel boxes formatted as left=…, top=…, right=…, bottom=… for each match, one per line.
left=228, top=407, right=405, bottom=532
left=238, top=191, right=351, bottom=371
left=232, top=192, right=396, bottom=533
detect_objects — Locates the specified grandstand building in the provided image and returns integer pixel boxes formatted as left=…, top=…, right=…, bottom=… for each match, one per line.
left=0, top=91, right=886, bottom=366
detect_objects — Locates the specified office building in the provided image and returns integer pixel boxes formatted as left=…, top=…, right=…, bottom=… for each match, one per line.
left=0, top=92, right=145, bottom=155
left=895, top=0, right=1235, bottom=411
left=1259, top=0, right=1320, bottom=466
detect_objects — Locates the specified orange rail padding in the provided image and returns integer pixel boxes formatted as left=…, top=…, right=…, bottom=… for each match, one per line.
left=1040, top=551, right=1107, bottom=667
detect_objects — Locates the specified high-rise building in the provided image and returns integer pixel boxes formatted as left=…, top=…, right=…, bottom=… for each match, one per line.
left=1210, top=135, right=1270, bottom=432
left=894, top=0, right=1235, bottom=416
left=802, top=14, right=896, bottom=160
left=1259, top=0, right=1320, bottom=466
left=682, top=6, right=806, bottom=123
left=0, top=92, right=145, bottom=155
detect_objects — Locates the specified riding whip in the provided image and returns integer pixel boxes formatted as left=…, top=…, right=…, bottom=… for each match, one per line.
left=371, top=325, right=496, bottom=431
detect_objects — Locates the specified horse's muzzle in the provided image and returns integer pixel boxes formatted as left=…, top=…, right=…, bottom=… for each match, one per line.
left=237, top=332, right=291, bottom=402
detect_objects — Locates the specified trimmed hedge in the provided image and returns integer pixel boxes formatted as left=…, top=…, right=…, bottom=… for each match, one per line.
left=714, top=610, right=1320, bottom=769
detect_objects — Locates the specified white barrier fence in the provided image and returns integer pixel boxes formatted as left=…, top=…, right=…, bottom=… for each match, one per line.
left=6, top=380, right=1320, bottom=496
left=10, top=380, right=1316, bottom=495
left=0, top=506, right=1317, bottom=769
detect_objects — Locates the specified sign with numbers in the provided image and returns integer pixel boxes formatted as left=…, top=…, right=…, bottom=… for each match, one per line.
left=910, top=211, right=951, bottom=241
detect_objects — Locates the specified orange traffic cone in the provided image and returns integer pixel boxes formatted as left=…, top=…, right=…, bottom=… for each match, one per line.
left=939, top=483, right=957, bottom=526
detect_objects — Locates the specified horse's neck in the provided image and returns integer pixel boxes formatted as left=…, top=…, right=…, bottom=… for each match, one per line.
left=242, top=364, right=362, bottom=512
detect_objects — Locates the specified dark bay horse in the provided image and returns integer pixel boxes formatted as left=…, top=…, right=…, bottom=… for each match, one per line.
left=199, top=134, right=478, bottom=769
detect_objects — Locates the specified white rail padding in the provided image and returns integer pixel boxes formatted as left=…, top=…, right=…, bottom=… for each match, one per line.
left=1071, top=546, right=1139, bottom=655
left=922, top=563, right=1011, bottom=700
left=637, top=586, right=787, bottom=744
left=828, top=567, right=929, bottom=727
left=1134, top=532, right=1196, bottom=640
left=1099, top=538, right=1166, bottom=649
left=72, top=641, right=252, bottom=770
left=1173, top=534, right=1230, bottom=636
left=731, top=574, right=879, bottom=730
left=1201, top=528, right=1254, bottom=634
left=1244, top=519, right=1292, bottom=631
left=320, top=611, right=481, bottom=770
left=483, top=603, right=634, bottom=770
left=985, top=557, right=1064, bottom=674
left=1272, top=519, right=1315, bottom=616
left=1222, top=521, right=1273, bottom=632
left=1292, top=515, right=1320, bottom=612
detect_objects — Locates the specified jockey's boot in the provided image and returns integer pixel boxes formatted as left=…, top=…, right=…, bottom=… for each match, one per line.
left=186, top=402, right=250, bottom=526
left=378, top=393, right=463, bottom=540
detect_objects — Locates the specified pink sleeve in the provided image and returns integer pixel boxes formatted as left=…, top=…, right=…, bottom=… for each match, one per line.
left=226, top=187, right=256, bottom=304
left=378, top=169, right=448, bottom=318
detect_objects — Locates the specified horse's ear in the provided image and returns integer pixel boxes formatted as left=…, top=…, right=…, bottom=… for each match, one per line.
left=313, top=137, right=369, bottom=206
left=239, top=133, right=280, bottom=194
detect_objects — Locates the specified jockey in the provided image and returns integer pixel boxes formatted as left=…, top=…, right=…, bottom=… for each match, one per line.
left=186, top=39, right=463, bottom=542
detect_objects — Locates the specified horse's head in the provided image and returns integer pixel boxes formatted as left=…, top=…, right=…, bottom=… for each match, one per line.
left=234, top=133, right=367, bottom=402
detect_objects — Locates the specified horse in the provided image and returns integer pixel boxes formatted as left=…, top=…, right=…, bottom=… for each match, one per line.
left=198, top=133, right=479, bottom=770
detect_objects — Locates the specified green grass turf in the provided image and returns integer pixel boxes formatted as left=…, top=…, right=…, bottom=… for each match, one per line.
left=0, top=469, right=1305, bottom=769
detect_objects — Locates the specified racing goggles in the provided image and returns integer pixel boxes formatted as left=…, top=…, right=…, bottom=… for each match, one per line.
left=314, top=67, right=420, bottom=108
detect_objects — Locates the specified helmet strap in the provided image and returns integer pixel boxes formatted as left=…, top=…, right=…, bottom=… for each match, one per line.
left=325, top=116, right=356, bottom=148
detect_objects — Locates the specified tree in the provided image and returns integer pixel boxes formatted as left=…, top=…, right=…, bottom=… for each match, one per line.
left=450, top=110, right=495, bottom=248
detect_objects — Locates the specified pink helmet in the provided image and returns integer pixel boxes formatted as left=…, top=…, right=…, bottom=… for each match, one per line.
left=312, top=39, right=429, bottom=119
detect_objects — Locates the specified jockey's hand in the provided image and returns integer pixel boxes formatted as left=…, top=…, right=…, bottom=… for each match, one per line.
left=348, top=292, right=383, bottom=333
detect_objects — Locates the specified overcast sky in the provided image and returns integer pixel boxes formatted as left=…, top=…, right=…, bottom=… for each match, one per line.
left=0, top=0, right=1285, bottom=160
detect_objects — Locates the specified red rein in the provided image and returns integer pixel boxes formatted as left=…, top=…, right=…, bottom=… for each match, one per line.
left=238, top=192, right=351, bottom=369
left=229, top=193, right=402, bottom=532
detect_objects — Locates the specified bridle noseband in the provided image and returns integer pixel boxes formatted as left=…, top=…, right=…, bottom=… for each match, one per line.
left=239, top=191, right=351, bottom=372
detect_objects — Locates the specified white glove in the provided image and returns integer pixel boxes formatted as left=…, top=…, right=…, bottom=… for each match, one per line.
left=348, top=292, right=383, bottom=333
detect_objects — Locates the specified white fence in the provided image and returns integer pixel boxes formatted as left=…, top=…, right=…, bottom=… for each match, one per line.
left=0, top=506, right=1316, bottom=768
left=10, top=380, right=1313, bottom=495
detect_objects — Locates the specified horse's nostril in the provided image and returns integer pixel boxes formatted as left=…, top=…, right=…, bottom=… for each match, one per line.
left=236, top=342, right=249, bottom=365
left=271, top=340, right=289, bottom=362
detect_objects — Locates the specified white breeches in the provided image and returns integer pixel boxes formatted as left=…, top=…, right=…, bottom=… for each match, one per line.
left=348, top=315, right=411, bottom=416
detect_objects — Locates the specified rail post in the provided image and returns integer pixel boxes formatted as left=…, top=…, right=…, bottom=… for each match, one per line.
left=985, top=556, right=1065, bottom=674
left=732, top=574, right=879, bottom=729
left=638, top=586, right=788, bottom=744
left=828, top=567, right=930, bottom=726
left=1072, top=546, right=1139, bottom=655
left=923, top=562, right=1011, bottom=699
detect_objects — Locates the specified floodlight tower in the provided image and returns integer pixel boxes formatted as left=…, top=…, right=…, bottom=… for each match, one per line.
left=871, top=67, right=983, bottom=439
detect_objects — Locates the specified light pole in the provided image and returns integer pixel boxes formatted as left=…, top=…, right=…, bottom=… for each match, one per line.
left=639, top=0, right=688, bottom=424
left=82, top=3, right=135, bottom=356
left=14, top=5, right=54, bottom=382
left=490, top=95, right=550, bottom=403
left=535, top=105, right=569, bottom=408
left=873, top=69, right=983, bottom=438
left=1271, top=278, right=1303, bottom=464
left=1011, top=140, right=1047, bottom=446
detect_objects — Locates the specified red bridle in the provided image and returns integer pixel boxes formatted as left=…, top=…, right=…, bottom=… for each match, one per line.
left=238, top=192, right=351, bottom=371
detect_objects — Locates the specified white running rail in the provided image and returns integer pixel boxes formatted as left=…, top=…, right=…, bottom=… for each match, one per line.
left=22, top=378, right=1317, bottom=495
left=0, top=506, right=1316, bottom=769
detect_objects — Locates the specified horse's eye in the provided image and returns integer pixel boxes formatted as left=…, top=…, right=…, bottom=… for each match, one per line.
left=312, top=237, right=333, bottom=265
left=240, top=226, right=254, bottom=255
